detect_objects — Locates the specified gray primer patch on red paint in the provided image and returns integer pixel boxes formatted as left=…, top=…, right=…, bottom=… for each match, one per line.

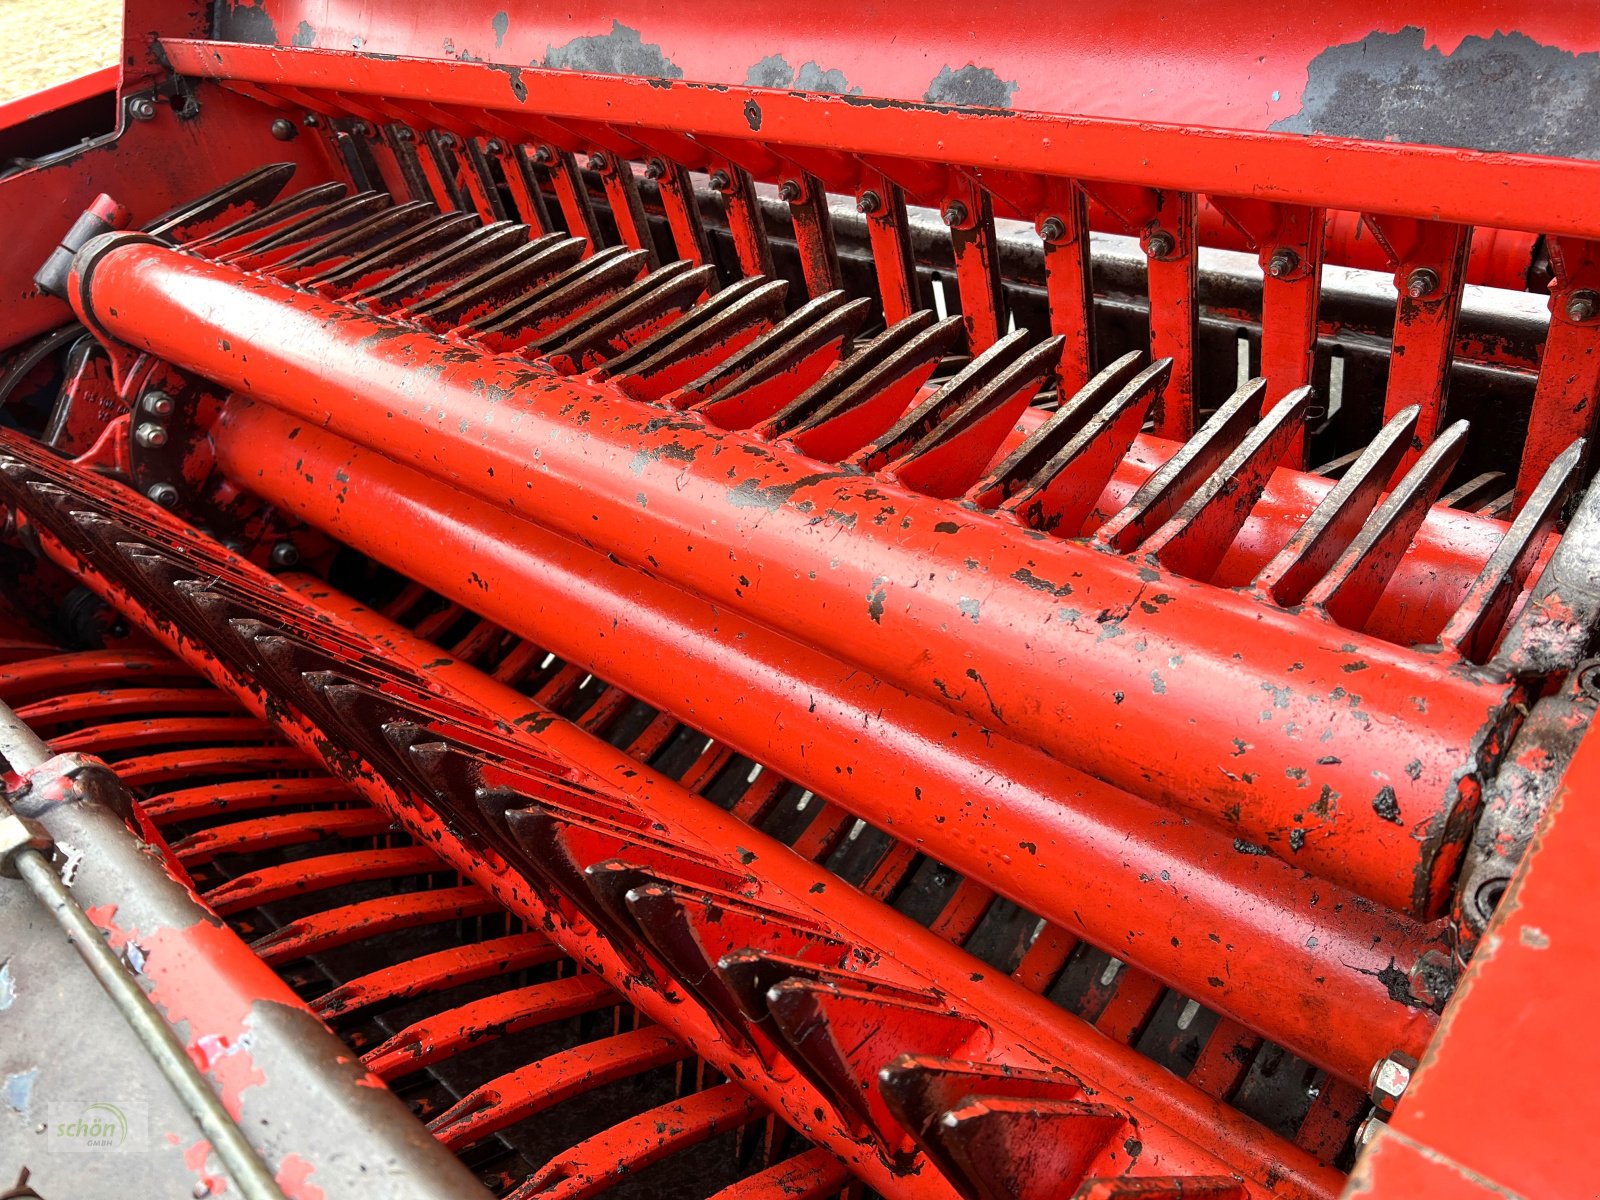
left=1273, top=27, right=1600, bottom=159
left=543, top=20, right=683, bottom=80
left=924, top=64, right=1018, bottom=109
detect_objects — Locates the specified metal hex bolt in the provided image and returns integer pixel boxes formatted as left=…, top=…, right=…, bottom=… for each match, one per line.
left=778, top=179, right=803, bottom=204
left=1566, top=289, right=1599, bottom=323
left=708, top=170, right=732, bottom=194
left=1368, top=1051, right=1419, bottom=1116
left=644, top=158, right=666, bottom=180
left=586, top=152, right=608, bottom=173
left=270, top=118, right=297, bottom=141
left=1405, top=267, right=1440, bottom=299
left=534, top=144, right=554, bottom=164
left=133, top=423, right=168, bottom=449
left=1144, top=229, right=1176, bottom=260
left=302, top=112, right=320, bottom=129
left=269, top=541, right=301, bottom=569
left=941, top=201, right=969, bottom=228
left=856, top=190, right=882, bottom=215
left=437, top=132, right=457, bottom=149
left=395, top=127, right=415, bottom=142
left=485, top=138, right=504, bottom=154
left=1267, top=248, right=1300, bottom=279
left=127, top=96, right=157, bottom=122
left=146, top=483, right=179, bottom=509
left=141, top=391, right=175, bottom=417
left=1039, top=216, right=1067, bottom=244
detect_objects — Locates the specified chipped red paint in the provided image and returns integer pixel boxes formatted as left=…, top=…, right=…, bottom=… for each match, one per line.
left=71, top=239, right=1518, bottom=919
left=0, top=439, right=1344, bottom=1200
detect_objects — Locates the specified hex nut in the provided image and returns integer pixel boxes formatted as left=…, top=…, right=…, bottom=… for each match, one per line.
left=133, top=423, right=169, bottom=449
left=146, top=483, right=180, bottom=509
left=141, top=391, right=175, bottom=417
left=127, top=96, right=157, bottom=122
left=1405, top=267, right=1440, bottom=299
left=1369, top=1051, right=1419, bottom=1115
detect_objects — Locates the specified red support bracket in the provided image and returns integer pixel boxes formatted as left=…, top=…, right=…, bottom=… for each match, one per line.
left=1209, top=198, right=1326, bottom=467
left=1516, top=235, right=1600, bottom=510
left=1364, top=215, right=1472, bottom=475
left=1082, top=184, right=1198, bottom=438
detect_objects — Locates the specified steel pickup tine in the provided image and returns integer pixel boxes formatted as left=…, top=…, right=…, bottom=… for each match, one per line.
left=300, top=212, right=481, bottom=291
left=537, top=260, right=717, bottom=373
left=685, top=293, right=872, bottom=422
left=270, top=200, right=438, bottom=276
left=771, top=315, right=965, bottom=460
left=1095, top=376, right=1268, bottom=553
left=1253, top=405, right=1422, bottom=606
left=762, top=977, right=985, bottom=1151
left=854, top=329, right=1034, bottom=473
left=358, top=222, right=528, bottom=311
left=619, top=879, right=774, bottom=1053
left=403, top=232, right=580, bottom=326
left=1439, top=439, right=1585, bottom=662
left=222, top=192, right=394, bottom=268
left=927, top=1095, right=1131, bottom=1200
left=471, top=246, right=648, bottom=350
left=183, top=180, right=350, bottom=251
left=877, top=1054, right=1090, bottom=1197
left=603, top=277, right=791, bottom=402
left=1141, top=386, right=1315, bottom=581
left=1303, top=419, right=1471, bottom=629
left=994, top=356, right=1170, bottom=535
left=142, top=161, right=300, bottom=241
left=966, top=350, right=1147, bottom=508
left=886, top=335, right=1066, bottom=499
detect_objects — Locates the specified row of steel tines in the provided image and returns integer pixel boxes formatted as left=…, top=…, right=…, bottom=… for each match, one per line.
left=0, top=642, right=821, bottom=1199
left=173, top=90, right=1600, bottom=519
left=0, top=435, right=1257, bottom=1200
left=154, top=167, right=1584, bottom=665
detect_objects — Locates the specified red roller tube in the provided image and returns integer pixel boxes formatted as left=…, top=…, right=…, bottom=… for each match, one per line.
left=216, top=394, right=1443, bottom=1087
left=69, top=237, right=1520, bottom=918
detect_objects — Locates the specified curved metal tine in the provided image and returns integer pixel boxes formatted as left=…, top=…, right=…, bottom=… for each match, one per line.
left=536, top=261, right=713, bottom=371
left=300, top=212, right=481, bottom=291
left=462, top=244, right=632, bottom=329
left=995, top=358, right=1170, bottom=536
left=272, top=201, right=438, bottom=275
left=184, top=181, right=350, bottom=251
left=762, top=977, right=980, bottom=1144
left=218, top=192, right=392, bottom=265
left=355, top=222, right=526, bottom=308
left=966, top=350, right=1147, bottom=508
left=603, top=277, right=791, bottom=401
left=1493, top=449, right=1600, bottom=677
left=746, top=313, right=938, bottom=441
left=407, top=235, right=584, bottom=326
left=470, top=247, right=646, bottom=347
left=1095, top=377, right=1268, bottom=554
left=1303, top=420, right=1470, bottom=629
left=142, top=162, right=299, bottom=241
left=854, top=329, right=1033, bottom=474
left=878, top=1055, right=1087, bottom=1190
left=783, top=318, right=965, bottom=461
left=1253, top=406, right=1421, bottom=607
left=686, top=294, right=872, bottom=422
left=888, top=337, right=1066, bottom=499
left=1441, top=438, right=1585, bottom=662
left=1141, top=387, right=1314, bottom=580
